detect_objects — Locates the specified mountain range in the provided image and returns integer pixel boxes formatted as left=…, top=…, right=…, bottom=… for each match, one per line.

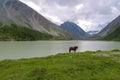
left=0, top=0, right=119, bottom=41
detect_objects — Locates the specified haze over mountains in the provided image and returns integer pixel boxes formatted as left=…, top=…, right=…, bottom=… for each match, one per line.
left=87, top=24, right=107, bottom=35
left=0, top=0, right=119, bottom=41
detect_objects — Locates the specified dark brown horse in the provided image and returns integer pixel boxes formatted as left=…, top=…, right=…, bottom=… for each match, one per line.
left=69, top=46, right=78, bottom=53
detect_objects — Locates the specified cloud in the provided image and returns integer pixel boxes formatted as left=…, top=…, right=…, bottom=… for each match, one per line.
left=20, top=0, right=120, bottom=31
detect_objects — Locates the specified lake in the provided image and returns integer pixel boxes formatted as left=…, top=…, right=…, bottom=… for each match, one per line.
left=0, top=41, right=120, bottom=60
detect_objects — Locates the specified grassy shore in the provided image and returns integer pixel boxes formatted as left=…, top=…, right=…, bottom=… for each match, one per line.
left=0, top=50, right=120, bottom=80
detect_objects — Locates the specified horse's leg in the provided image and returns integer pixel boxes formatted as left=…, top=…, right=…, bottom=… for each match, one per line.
left=74, top=49, right=76, bottom=52
left=69, top=49, right=71, bottom=53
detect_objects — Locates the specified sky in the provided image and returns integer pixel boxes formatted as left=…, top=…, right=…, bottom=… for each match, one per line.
left=19, top=0, right=120, bottom=31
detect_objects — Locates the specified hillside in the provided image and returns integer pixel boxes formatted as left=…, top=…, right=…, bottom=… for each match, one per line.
left=0, top=50, right=120, bottom=80
left=101, top=25, right=120, bottom=41
left=0, top=0, right=70, bottom=40
left=60, top=21, right=90, bottom=39
left=94, top=15, right=120, bottom=41
left=0, top=24, right=53, bottom=41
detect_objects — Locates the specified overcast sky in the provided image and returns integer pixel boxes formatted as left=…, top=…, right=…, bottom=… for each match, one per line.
left=20, top=0, right=120, bottom=31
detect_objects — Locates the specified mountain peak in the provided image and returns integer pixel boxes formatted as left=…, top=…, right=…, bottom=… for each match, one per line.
left=60, top=21, right=90, bottom=39
left=61, top=21, right=78, bottom=27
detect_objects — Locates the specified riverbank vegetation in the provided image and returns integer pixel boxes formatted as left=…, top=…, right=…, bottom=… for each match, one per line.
left=0, top=23, right=69, bottom=41
left=0, top=50, right=120, bottom=80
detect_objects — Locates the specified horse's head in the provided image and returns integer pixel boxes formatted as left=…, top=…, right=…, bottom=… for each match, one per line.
left=74, top=46, right=78, bottom=49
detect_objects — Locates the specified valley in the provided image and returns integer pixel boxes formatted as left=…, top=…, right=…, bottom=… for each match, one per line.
left=0, top=0, right=120, bottom=41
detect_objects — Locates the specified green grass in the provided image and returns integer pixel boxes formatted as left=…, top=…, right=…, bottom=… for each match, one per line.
left=0, top=50, right=120, bottom=80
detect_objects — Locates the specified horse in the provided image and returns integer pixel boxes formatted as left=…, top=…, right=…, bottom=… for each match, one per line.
left=69, top=46, right=78, bottom=53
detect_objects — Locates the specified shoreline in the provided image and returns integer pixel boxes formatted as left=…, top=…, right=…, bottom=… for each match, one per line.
left=0, top=49, right=120, bottom=61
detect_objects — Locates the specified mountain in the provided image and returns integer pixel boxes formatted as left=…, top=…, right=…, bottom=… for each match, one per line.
left=0, top=0, right=69, bottom=40
left=60, top=21, right=90, bottom=39
left=95, top=15, right=120, bottom=41
left=87, top=24, right=107, bottom=35
left=96, top=23, right=107, bottom=32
